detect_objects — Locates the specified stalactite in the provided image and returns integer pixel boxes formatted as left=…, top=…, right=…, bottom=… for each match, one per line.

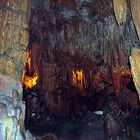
left=23, top=0, right=136, bottom=95
left=131, top=0, right=140, bottom=39
left=113, top=0, right=127, bottom=24
left=121, top=0, right=139, bottom=55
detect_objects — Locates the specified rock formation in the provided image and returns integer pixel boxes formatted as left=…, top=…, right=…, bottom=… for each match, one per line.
left=0, top=0, right=29, bottom=80
left=0, top=0, right=140, bottom=139
left=130, top=48, right=140, bottom=99
left=113, top=0, right=127, bottom=24
left=131, top=0, right=140, bottom=39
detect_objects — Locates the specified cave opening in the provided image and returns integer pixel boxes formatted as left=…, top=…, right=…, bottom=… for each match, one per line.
left=21, top=0, right=139, bottom=135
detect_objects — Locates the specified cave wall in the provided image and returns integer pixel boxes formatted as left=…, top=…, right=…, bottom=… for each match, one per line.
left=131, top=0, right=140, bottom=39
left=113, top=0, right=127, bottom=24
left=130, top=48, right=140, bottom=98
left=28, top=0, right=139, bottom=70
left=24, top=0, right=140, bottom=97
left=0, top=0, right=140, bottom=89
left=28, top=0, right=128, bottom=72
left=0, top=0, right=29, bottom=81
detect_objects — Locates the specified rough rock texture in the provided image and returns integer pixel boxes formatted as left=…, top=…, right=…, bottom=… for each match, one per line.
left=0, top=74, right=22, bottom=97
left=113, top=0, right=126, bottom=24
left=0, top=0, right=29, bottom=80
left=129, top=48, right=140, bottom=99
left=113, top=0, right=140, bottom=39
left=0, top=0, right=139, bottom=94
left=131, top=0, right=140, bottom=39
left=22, top=0, right=140, bottom=94
left=28, top=0, right=129, bottom=72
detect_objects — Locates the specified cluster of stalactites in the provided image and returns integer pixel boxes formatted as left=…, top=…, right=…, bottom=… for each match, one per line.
left=113, top=0, right=140, bottom=40
left=28, top=0, right=139, bottom=73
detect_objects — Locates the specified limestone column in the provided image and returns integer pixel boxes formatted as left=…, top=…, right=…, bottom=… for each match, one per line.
left=0, top=0, right=29, bottom=80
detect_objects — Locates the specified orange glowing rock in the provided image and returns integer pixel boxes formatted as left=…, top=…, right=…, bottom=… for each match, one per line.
left=22, top=48, right=39, bottom=89
left=26, top=50, right=31, bottom=70
left=121, top=69, right=131, bottom=77
left=72, top=70, right=84, bottom=90
left=22, top=71, right=38, bottom=89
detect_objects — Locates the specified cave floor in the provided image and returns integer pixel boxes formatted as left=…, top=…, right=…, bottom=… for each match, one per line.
left=26, top=113, right=140, bottom=140
left=125, top=117, right=140, bottom=140
left=26, top=113, right=106, bottom=140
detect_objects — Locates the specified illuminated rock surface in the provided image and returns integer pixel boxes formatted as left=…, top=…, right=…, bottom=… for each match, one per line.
left=0, top=103, right=21, bottom=140
left=131, top=0, right=140, bottom=39
left=113, top=0, right=126, bottom=24
left=0, top=89, right=32, bottom=140
left=130, top=48, right=140, bottom=99
left=0, top=0, right=28, bottom=80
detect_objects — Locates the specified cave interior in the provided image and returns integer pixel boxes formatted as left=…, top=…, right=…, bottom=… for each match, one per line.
left=16, top=0, right=140, bottom=139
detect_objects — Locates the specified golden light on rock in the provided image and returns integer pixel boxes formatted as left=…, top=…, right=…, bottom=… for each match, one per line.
left=113, top=0, right=126, bottom=24
left=121, top=69, right=131, bottom=77
left=130, top=48, right=140, bottom=99
left=72, top=70, right=84, bottom=90
left=26, top=51, right=31, bottom=70
left=22, top=71, right=38, bottom=89
left=22, top=49, right=38, bottom=89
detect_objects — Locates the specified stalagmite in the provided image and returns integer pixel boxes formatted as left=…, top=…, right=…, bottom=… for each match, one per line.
left=113, top=0, right=127, bottom=24
left=0, top=103, right=19, bottom=140
left=25, top=130, right=36, bottom=140
left=0, top=89, right=25, bottom=139
left=131, top=0, right=140, bottom=39
left=129, top=48, right=140, bottom=99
